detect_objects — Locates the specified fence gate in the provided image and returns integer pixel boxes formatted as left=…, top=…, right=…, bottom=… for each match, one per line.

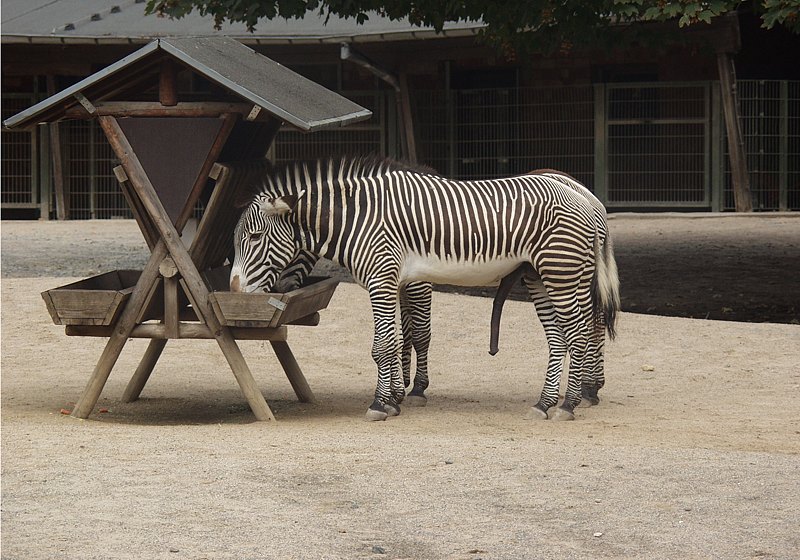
left=603, top=83, right=711, bottom=207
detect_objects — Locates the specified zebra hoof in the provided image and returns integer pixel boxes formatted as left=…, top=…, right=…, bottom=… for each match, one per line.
left=384, top=403, right=401, bottom=417
left=525, top=406, right=548, bottom=420
left=548, top=407, right=575, bottom=421
left=577, top=397, right=596, bottom=408
left=406, top=395, right=428, bottom=407
left=364, top=408, right=388, bottom=422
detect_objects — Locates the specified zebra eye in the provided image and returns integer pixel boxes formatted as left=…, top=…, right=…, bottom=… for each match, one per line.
left=248, top=231, right=264, bottom=242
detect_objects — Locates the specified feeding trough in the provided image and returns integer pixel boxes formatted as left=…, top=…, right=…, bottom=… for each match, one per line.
left=42, top=270, right=142, bottom=326
left=205, top=270, right=339, bottom=328
left=5, top=37, right=370, bottom=421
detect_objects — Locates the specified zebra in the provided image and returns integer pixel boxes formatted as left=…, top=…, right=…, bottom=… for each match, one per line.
left=230, top=156, right=620, bottom=421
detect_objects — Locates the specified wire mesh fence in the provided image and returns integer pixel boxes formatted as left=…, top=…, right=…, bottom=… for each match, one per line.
left=414, top=86, right=595, bottom=185
left=3, top=80, right=798, bottom=217
left=724, top=80, right=800, bottom=210
left=1, top=94, right=39, bottom=207
left=606, top=83, right=709, bottom=206
left=64, top=120, right=130, bottom=219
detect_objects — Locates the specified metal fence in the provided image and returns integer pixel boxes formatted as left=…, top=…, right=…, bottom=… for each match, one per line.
left=605, top=83, right=709, bottom=206
left=2, top=80, right=798, bottom=217
left=1, top=94, right=40, bottom=208
left=415, top=86, right=595, bottom=185
left=64, top=120, right=131, bottom=219
left=724, top=80, right=800, bottom=210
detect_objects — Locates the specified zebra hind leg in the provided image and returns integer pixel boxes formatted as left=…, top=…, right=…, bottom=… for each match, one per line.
left=524, top=277, right=567, bottom=420
left=404, top=282, right=432, bottom=407
left=400, top=291, right=413, bottom=389
left=577, top=329, right=602, bottom=407
left=579, top=319, right=607, bottom=406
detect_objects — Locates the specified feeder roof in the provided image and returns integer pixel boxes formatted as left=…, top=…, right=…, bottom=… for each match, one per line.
left=3, top=36, right=372, bottom=131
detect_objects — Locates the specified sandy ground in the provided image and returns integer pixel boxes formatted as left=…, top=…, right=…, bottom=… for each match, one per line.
left=2, top=216, right=800, bottom=559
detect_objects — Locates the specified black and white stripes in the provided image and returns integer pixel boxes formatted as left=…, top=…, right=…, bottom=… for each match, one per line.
left=231, top=156, right=619, bottom=421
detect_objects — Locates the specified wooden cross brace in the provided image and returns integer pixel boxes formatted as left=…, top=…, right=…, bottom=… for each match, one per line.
left=69, top=114, right=314, bottom=421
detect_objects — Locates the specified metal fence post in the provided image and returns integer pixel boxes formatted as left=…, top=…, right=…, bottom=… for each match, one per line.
left=779, top=80, right=789, bottom=211
left=37, top=125, right=53, bottom=220
left=710, top=82, right=724, bottom=211
left=593, top=83, right=607, bottom=204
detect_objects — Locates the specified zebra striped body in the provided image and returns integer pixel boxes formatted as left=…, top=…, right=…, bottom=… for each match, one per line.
left=231, top=157, right=619, bottom=420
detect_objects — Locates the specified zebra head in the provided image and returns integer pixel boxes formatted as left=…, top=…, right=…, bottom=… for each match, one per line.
left=230, top=192, right=302, bottom=293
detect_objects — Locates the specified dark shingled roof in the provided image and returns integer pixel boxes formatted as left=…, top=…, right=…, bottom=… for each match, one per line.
left=3, top=36, right=372, bottom=131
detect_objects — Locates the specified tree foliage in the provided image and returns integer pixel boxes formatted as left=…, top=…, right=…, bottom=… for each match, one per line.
left=145, top=1, right=800, bottom=54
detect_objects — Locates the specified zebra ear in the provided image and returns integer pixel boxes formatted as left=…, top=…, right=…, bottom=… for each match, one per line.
left=258, top=194, right=300, bottom=216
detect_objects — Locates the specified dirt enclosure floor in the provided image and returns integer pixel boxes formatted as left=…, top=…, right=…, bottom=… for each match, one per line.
left=2, top=216, right=800, bottom=559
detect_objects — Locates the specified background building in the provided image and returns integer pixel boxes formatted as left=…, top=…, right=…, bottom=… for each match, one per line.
left=2, top=0, right=799, bottom=218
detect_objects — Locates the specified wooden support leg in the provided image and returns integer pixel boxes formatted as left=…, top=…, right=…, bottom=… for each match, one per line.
left=71, top=242, right=168, bottom=419
left=122, top=339, right=168, bottom=402
left=216, top=329, right=276, bottom=421
left=271, top=340, right=316, bottom=404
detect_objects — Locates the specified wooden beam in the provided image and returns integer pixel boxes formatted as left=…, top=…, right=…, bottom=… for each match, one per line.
left=270, top=341, right=316, bottom=404
left=717, top=52, right=753, bottom=212
left=175, top=113, right=239, bottom=233
left=121, top=339, right=168, bottom=402
left=73, top=92, right=97, bottom=115
left=63, top=102, right=254, bottom=119
left=397, top=72, right=418, bottom=164
left=66, top=323, right=288, bottom=341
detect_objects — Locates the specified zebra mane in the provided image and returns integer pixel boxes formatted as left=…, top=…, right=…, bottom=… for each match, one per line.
left=249, top=155, right=439, bottom=199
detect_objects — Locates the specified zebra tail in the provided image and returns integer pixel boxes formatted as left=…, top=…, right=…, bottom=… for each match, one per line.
left=592, top=232, right=621, bottom=340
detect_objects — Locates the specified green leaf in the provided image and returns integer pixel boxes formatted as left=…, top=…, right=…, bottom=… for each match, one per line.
left=684, top=3, right=702, bottom=17
left=643, top=6, right=663, bottom=20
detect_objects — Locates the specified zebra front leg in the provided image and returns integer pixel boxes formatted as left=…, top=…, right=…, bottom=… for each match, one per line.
left=365, top=283, right=404, bottom=421
left=404, top=282, right=432, bottom=407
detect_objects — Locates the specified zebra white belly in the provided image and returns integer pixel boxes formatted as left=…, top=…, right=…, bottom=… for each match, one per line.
left=400, top=252, right=527, bottom=286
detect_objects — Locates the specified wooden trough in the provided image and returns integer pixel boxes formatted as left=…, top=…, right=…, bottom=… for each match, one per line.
left=5, top=37, right=370, bottom=421
left=204, top=268, right=339, bottom=328
left=42, top=270, right=142, bottom=326
left=42, top=271, right=339, bottom=330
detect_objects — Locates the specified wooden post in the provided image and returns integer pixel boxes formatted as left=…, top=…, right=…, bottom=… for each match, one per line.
left=121, top=339, right=168, bottom=402
left=270, top=341, right=316, bottom=403
left=397, top=72, right=417, bottom=164
left=46, top=76, right=69, bottom=220
left=717, top=52, right=752, bottom=212
left=159, top=60, right=179, bottom=107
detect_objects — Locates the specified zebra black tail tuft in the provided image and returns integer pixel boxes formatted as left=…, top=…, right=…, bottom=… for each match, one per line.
left=592, top=232, right=621, bottom=340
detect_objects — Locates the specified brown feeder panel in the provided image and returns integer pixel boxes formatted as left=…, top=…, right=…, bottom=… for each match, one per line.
left=5, top=37, right=371, bottom=422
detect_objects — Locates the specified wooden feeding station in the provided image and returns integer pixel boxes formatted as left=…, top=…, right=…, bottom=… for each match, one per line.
left=4, top=37, right=371, bottom=421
